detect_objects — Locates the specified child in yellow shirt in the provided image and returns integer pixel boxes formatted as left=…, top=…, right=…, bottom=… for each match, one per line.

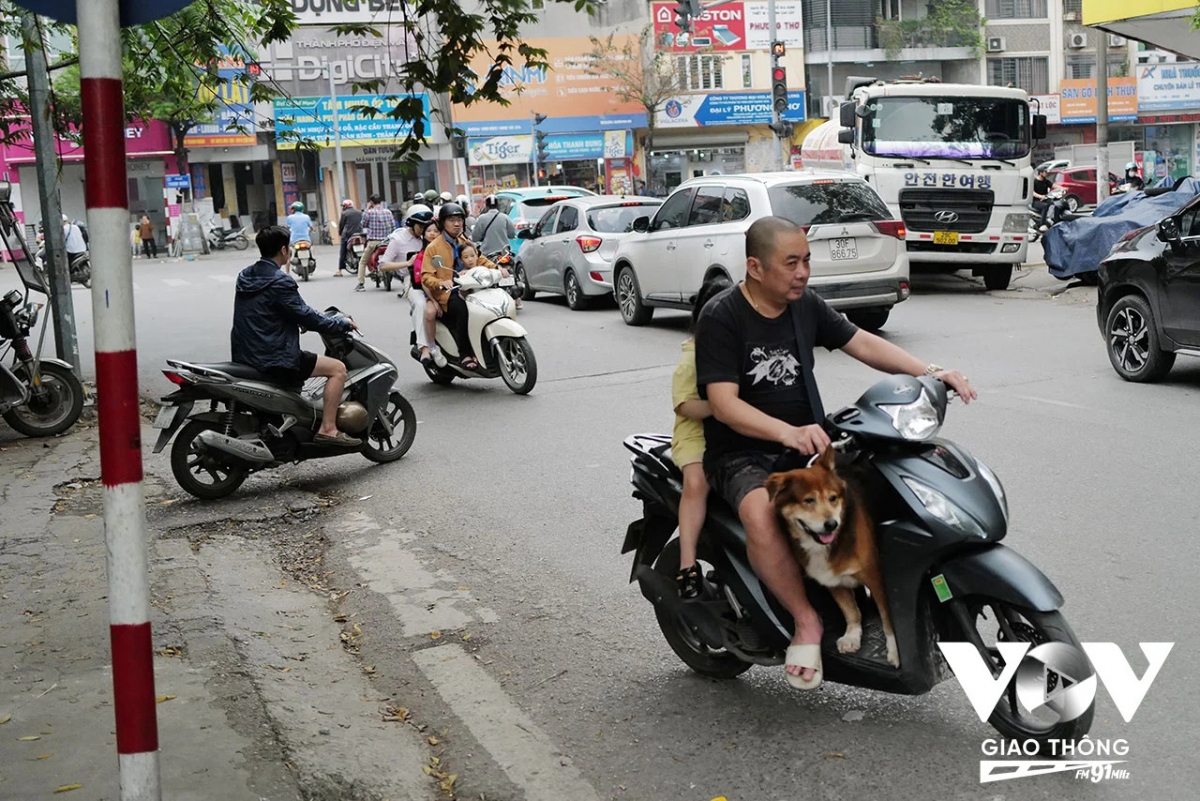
left=671, top=279, right=728, bottom=599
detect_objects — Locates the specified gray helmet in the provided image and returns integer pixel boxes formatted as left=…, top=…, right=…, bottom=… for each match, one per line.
left=438, top=202, right=466, bottom=226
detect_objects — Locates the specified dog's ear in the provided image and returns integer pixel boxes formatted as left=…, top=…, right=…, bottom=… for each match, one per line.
left=764, top=472, right=789, bottom=502
left=817, top=446, right=836, bottom=471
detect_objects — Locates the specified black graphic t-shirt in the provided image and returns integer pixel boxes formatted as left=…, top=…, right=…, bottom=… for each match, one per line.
left=695, top=286, right=858, bottom=459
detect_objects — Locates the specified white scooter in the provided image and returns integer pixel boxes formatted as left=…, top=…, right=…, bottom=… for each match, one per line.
left=409, top=262, right=537, bottom=395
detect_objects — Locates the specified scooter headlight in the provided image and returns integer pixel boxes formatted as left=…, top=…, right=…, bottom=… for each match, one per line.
left=975, top=459, right=1008, bottom=523
left=880, top=390, right=941, bottom=441
left=903, top=477, right=986, bottom=538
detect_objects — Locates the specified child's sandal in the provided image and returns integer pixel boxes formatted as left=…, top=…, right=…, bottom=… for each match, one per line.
left=676, top=563, right=702, bottom=600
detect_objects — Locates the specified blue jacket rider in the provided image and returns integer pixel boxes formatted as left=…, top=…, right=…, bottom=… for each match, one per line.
left=231, top=225, right=361, bottom=447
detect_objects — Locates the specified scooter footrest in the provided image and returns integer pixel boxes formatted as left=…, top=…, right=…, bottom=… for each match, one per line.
left=634, top=565, right=724, bottom=648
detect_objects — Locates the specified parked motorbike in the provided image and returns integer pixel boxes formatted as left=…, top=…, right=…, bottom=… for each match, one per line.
left=151, top=308, right=416, bottom=500
left=411, top=262, right=536, bottom=394
left=292, top=240, right=317, bottom=281
left=622, top=375, right=1092, bottom=751
left=1028, top=188, right=1088, bottom=243
left=206, top=223, right=250, bottom=251
left=344, top=232, right=367, bottom=274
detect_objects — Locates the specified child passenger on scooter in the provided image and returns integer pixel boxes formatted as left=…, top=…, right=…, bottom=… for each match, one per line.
left=412, top=221, right=445, bottom=367
left=671, top=278, right=728, bottom=599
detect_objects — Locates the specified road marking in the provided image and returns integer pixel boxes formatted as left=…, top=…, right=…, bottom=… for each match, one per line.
left=208, top=274, right=235, bottom=283
left=161, top=278, right=191, bottom=287
left=1001, top=392, right=1090, bottom=410
left=413, top=645, right=602, bottom=801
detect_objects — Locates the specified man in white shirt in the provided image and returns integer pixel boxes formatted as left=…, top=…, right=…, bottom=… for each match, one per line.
left=62, top=215, right=87, bottom=257
left=379, top=205, right=437, bottom=363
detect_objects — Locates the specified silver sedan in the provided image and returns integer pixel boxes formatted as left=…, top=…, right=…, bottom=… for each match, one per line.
left=514, top=195, right=662, bottom=310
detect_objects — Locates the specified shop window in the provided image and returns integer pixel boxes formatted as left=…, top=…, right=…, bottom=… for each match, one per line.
left=557, top=205, right=579, bottom=233
left=987, top=57, right=1048, bottom=95
left=741, top=54, right=752, bottom=89
left=687, top=186, right=725, bottom=226
left=722, top=188, right=751, bottom=222
left=676, top=55, right=725, bottom=91
left=985, top=0, right=1046, bottom=19
left=653, top=188, right=695, bottom=230
left=1066, top=54, right=1129, bottom=80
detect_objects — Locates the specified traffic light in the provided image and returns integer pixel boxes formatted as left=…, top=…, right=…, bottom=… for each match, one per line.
left=771, top=41, right=786, bottom=59
left=675, top=0, right=702, bottom=33
left=533, top=112, right=548, bottom=126
left=772, top=66, right=788, bottom=114
left=535, top=130, right=549, bottom=162
left=768, top=121, right=794, bottom=138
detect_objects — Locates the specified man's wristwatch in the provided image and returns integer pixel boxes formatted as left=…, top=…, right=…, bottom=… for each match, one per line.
left=923, top=363, right=944, bottom=377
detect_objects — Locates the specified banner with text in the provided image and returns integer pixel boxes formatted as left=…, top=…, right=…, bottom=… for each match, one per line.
left=1137, top=63, right=1200, bottom=113
left=657, top=90, right=806, bottom=127
left=468, top=132, right=634, bottom=165
left=186, top=67, right=257, bottom=147
left=273, top=93, right=429, bottom=148
left=1060, top=77, right=1138, bottom=124
left=651, top=1, right=804, bottom=51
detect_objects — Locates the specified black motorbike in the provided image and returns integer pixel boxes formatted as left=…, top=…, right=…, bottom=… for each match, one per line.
left=623, top=375, right=1092, bottom=750
left=151, top=308, right=415, bottom=499
left=0, top=195, right=86, bottom=437
left=1028, top=188, right=1088, bottom=244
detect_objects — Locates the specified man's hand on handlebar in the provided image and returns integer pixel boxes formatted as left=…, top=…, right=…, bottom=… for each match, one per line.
left=779, top=423, right=831, bottom=455
left=934, top=369, right=976, bottom=404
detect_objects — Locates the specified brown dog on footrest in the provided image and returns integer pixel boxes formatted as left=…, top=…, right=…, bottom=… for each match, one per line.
left=765, top=448, right=899, bottom=668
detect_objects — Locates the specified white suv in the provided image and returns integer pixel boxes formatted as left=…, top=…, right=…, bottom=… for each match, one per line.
left=611, top=172, right=911, bottom=330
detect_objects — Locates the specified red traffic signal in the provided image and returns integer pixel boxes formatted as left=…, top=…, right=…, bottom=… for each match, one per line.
left=772, top=67, right=789, bottom=114
left=772, top=67, right=786, bottom=82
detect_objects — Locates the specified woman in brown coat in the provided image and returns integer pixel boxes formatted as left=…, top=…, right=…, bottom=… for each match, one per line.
left=139, top=215, right=157, bottom=259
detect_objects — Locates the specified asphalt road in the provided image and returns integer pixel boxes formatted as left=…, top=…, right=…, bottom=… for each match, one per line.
left=2, top=245, right=1195, bottom=800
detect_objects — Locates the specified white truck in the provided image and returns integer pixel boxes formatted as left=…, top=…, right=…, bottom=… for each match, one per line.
left=801, top=78, right=1048, bottom=291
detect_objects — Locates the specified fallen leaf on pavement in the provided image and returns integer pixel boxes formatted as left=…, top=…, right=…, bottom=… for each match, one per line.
left=54, top=784, right=83, bottom=793
left=363, top=666, right=375, bottom=674
left=0, top=714, right=10, bottom=725
left=159, top=499, right=176, bottom=506
left=155, top=695, right=176, bottom=703
left=825, top=753, right=845, bottom=759
left=17, top=735, right=40, bottom=741
left=359, top=495, right=373, bottom=501
left=37, top=753, right=52, bottom=759
left=461, top=633, right=471, bottom=641
left=158, top=647, right=182, bottom=657
left=429, top=631, right=441, bottom=640
left=427, top=736, right=440, bottom=746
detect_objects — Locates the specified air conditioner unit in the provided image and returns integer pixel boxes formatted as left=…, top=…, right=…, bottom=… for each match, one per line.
left=1109, top=35, right=1127, bottom=47
left=987, top=37, right=1006, bottom=53
left=1068, top=33, right=1088, bottom=49
left=1063, top=11, right=1079, bottom=21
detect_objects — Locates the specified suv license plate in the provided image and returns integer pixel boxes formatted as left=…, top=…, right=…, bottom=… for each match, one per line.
left=830, top=237, right=858, bottom=261
left=153, top=405, right=179, bottom=430
left=933, top=231, right=959, bottom=245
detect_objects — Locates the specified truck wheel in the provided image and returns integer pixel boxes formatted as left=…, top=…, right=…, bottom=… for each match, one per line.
left=984, top=265, right=1012, bottom=291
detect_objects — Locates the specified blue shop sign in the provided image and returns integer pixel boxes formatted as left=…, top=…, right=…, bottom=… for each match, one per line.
left=458, top=113, right=648, bottom=138
left=273, top=94, right=430, bottom=147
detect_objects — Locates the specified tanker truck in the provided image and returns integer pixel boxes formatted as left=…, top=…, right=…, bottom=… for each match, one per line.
left=802, top=77, right=1048, bottom=291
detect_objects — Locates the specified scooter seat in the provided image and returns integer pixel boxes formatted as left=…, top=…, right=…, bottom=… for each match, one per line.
left=191, top=361, right=267, bottom=381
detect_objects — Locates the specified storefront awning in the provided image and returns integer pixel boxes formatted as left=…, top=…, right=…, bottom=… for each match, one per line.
left=1084, top=0, right=1200, bottom=61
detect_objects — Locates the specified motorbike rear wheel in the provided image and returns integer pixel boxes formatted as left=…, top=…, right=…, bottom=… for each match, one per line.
left=360, top=391, right=416, bottom=464
left=2, top=362, right=85, bottom=437
left=652, top=539, right=752, bottom=680
left=957, top=601, right=1093, bottom=752
left=233, top=234, right=250, bottom=251
left=170, top=420, right=249, bottom=500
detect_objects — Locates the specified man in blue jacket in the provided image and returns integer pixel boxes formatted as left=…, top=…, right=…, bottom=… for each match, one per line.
left=231, top=226, right=361, bottom=447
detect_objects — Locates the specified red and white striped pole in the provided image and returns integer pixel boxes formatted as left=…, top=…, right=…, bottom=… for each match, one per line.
left=76, top=0, right=161, bottom=797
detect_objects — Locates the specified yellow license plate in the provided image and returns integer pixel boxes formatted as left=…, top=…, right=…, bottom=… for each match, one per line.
left=933, top=231, right=959, bottom=245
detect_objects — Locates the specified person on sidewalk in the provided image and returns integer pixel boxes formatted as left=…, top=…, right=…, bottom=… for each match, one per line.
left=357, top=194, right=396, bottom=292
left=231, top=226, right=361, bottom=446
left=336, top=199, right=362, bottom=277
left=138, top=215, right=158, bottom=259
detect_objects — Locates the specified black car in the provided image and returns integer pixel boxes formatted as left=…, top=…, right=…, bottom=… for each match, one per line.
left=1097, top=201, right=1200, bottom=382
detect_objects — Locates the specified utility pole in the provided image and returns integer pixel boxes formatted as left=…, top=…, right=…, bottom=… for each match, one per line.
left=326, top=65, right=344, bottom=207
left=21, top=12, right=81, bottom=375
left=1095, top=32, right=1110, bottom=203
left=825, top=0, right=834, bottom=118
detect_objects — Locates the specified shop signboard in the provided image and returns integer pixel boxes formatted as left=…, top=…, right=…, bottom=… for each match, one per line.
left=651, top=1, right=804, bottom=51
left=165, top=174, right=191, bottom=189
left=1029, top=94, right=1061, bottom=126
left=273, top=93, right=430, bottom=148
left=186, top=67, right=257, bottom=147
left=656, top=90, right=806, bottom=127
left=452, top=36, right=648, bottom=136
left=1137, top=62, right=1200, bottom=113
left=261, top=24, right=417, bottom=97
left=604, top=130, right=628, bottom=159
left=1059, top=77, right=1138, bottom=124
left=288, top=0, right=411, bottom=25
left=468, top=132, right=634, bottom=165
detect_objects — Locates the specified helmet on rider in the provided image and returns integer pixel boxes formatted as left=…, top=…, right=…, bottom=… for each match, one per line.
left=290, top=201, right=305, bottom=212
left=438, top=202, right=466, bottom=227
left=1124, top=161, right=1138, bottom=172
left=423, top=189, right=440, bottom=204
left=405, top=204, right=434, bottom=228
left=341, top=198, right=354, bottom=208
left=456, top=194, right=470, bottom=207
left=440, top=191, right=453, bottom=203
left=483, top=194, right=499, bottom=209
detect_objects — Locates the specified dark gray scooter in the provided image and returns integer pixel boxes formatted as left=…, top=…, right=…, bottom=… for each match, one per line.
left=152, top=308, right=415, bottom=499
left=623, top=375, right=1092, bottom=751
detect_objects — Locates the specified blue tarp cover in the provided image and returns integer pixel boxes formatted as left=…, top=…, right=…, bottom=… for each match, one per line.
left=1043, top=177, right=1200, bottom=279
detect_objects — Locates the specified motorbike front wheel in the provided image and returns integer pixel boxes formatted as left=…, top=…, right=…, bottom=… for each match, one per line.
left=652, top=539, right=752, bottom=680
left=494, top=336, right=537, bottom=395
left=170, top=420, right=249, bottom=500
left=957, top=601, right=1093, bottom=752
left=233, top=235, right=250, bottom=251
left=360, top=391, right=416, bottom=464
left=1, top=362, right=85, bottom=437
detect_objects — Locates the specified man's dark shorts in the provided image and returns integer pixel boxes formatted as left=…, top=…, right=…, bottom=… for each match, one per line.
left=704, top=451, right=778, bottom=513
left=263, top=350, right=318, bottom=389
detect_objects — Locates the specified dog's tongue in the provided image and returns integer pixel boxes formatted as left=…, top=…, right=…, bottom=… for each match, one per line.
left=818, top=530, right=837, bottom=545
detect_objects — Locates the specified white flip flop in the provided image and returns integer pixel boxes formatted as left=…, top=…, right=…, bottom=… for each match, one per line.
left=785, top=643, right=823, bottom=690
